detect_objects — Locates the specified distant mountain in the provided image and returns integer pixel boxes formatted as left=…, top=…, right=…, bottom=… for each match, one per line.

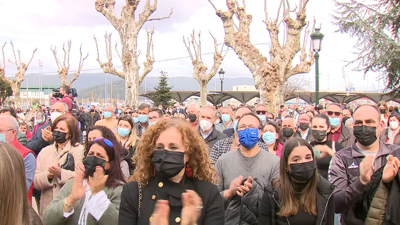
left=16, top=73, right=255, bottom=99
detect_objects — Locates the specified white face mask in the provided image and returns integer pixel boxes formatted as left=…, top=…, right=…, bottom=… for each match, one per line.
left=200, top=120, right=213, bottom=132
left=50, top=112, right=62, bottom=122
left=390, top=121, right=399, bottom=130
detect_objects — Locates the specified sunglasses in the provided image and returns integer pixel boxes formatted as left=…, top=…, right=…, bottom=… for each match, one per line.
left=256, top=111, right=267, bottom=115
left=327, top=111, right=341, bottom=117
left=93, top=138, right=113, bottom=147
left=125, top=111, right=133, bottom=114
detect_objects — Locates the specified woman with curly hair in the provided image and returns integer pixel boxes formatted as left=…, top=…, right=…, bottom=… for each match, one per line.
left=118, top=118, right=224, bottom=225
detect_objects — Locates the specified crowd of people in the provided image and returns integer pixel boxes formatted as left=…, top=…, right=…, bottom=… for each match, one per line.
left=1, top=91, right=400, bottom=225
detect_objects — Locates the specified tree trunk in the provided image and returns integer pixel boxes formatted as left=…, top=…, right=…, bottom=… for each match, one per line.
left=199, top=80, right=208, bottom=106
left=9, top=82, right=21, bottom=107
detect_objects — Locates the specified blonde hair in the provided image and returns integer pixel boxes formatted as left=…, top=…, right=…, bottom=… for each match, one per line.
left=131, top=118, right=216, bottom=184
left=0, top=143, right=31, bottom=225
left=116, top=115, right=139, bottom=147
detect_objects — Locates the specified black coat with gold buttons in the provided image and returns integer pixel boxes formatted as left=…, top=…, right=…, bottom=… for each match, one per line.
left=118, top=174, right=225, bottom=225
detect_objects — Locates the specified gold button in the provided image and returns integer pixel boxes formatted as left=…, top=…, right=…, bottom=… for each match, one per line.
left=175, top=217, right=181, bottom=223
left=158, top=182, right=164, bottom=188
left=152, top=195, right=156, bottom=200
left=149, top=216, right=154, bottom=222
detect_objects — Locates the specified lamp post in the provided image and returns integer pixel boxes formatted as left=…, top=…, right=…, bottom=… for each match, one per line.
left=310, top=28, right=324, bottom=107
left=219, top=68, right=225, bottom=106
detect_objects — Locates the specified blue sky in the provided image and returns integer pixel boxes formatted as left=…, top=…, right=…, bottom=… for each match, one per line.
left=0, top=0, right=384, bottom=92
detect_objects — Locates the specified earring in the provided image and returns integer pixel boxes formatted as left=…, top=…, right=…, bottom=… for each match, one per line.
left=185, top=164, right=193, bottom=178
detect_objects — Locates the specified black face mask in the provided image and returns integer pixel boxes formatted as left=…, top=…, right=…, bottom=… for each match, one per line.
left=299, top=123, right=309, bottom=131
left=83, top=156, right=106, bottom=177
left=152, top=150, right=185, bottom=179
left=283, top=128, right=294, bottom=138
left=354, top=125, right=378, bottom=146
left=90, top=109, right=95, bottom=112
left=380, top=109, right=386, bottom=114
left=53, top=131, right=68, bottom=144
left=289, top=161, right=316, bottom=182
left=311, top=129, right=327, bottom=142
left=188, top=114, right=197, bottom=123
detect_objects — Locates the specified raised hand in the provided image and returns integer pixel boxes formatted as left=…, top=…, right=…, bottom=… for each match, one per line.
left=383, top=155, right=400, bottom=183
left=150, top=200, right=170, bottom=225
left=360, top=155, right=374, bottom=185
left=224, top=175, right=244, bottom=200
left=237, top=176, right=253, bottom=197
left=88, top=166, right=108, bottom=196
left=69, top=163, right=87, bottom=203
left=181, top=190, right=203, bottom=225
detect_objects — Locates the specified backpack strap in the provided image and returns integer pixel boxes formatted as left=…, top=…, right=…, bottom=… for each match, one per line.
left=138, top=182, right=143, bottom=217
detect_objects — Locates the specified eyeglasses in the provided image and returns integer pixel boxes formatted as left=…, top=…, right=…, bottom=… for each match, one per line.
left=93, top=138, right=113, bottom=147
left=256, top=111, right=267, bottom=115
left=327, top=111, right=341, bottom=117
left=238, top=124, right=260, bottom=130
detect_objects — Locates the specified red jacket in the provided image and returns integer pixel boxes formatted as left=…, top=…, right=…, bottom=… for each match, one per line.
left=11, top=138, right=36, bottom=204
left=26, top=131, right=33, bottom=141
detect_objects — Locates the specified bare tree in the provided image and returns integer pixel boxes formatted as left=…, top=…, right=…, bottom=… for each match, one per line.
left=50, top=41, right=89, bottom=86
left=94, top=0, right=173, bottom=108
left=0, top=42, right=37, bottom=106
left=183, top=31, right=227, bottom=106
left=283, top=74, right=311, bottom=99
left=208, top=0, right=315, bottom=111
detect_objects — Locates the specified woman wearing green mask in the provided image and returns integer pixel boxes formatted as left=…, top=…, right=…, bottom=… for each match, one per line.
left=310, top=114, right=344, bottom=180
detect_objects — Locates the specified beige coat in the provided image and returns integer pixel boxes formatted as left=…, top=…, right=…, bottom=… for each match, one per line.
left=34, top=141, right=84, bottom=216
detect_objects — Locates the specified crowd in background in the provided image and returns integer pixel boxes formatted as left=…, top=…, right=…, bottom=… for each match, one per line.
left=1, top=87, right=400, bottom=225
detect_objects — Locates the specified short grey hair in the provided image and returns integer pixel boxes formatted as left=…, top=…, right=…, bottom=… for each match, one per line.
left=187, top=102, right=201, bottom=113
left=52, top=102, right=69, bottom=113
left=0, top=115, right=19, bottom=132
left=138, top=103, right=150, bottom=110
left=222, top=106, right=233, bottom=114
left=200, top=105, right=217, bottom=118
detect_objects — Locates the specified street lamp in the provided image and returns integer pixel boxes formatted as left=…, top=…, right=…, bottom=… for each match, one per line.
left=219, top=68, right=225, bottom=106
left=310, top=28, right=324, bottom=107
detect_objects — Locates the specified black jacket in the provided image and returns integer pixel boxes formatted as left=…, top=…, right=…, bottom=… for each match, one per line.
left=201, top=127, right=228, bottom=151
left=24, top=122, right=51, bottom=155
left=118, top=175, right=225, bottom=225
left=223, top=128, right=235, bottom=137
left=258, top=176, right=335, bottom=225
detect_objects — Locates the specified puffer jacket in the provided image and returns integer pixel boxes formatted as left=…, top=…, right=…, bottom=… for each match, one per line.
left=224, top=178, right=264, bottom=225
left=357, top=148, right=400, bottom=225
left=258, top=175, right=335, bottom=225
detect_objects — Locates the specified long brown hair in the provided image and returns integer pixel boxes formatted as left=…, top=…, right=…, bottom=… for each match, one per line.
left=0, top=143, right=31, bottom=225
left=131, top=118, right=216, bottom=184
left=51, top=115, right=80, bottom=146
left=116, top=115, right=138, bottom=147
left=273, top=138, right=318, bottom=217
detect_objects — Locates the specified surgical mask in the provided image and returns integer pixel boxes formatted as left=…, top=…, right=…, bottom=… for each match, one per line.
left=238, top=128, right=259, bottom=149
left=149, top=121, right=158, bottom=126
left=215, top=119, right=220, bottom=125
left=118, top=127, right=130, bottom=137
left=118, top=110, right=122, bottom=114
left=289, top=161, right=316, bottom=182
left=199, top=120, right=213, bottom=132
left=221, top=114, right=231, bottom=123
left=188, top=114, right=197, bottom=123
left=133, top=117, right=139, bottom=123
left=233, top=120, right=238, bottom=132
left=83, top=156, right=106, bottom=177
left=354, top=125, right=377, bottom=146
left=138, top=114, right=149, bottom=123
left=262, top=132, right=277, bottom=145
left=0, top=131, right=12, bottom=143
left=311, top=129, right=327, bottom=142
left=103, top=111, right=112, bottom=119
left=289, top=109, right=293, bottom=113
left=50, top=112, right=62, bottom=122
left=36, top=119, right=43, bottom=124
left=282, top=128, right=294, bottom=138
left=152, top=149, right=185, bottom=179
left=390, top=121, right=399, bottom=130
left=329, top=117, right=341, bottom=128
left=53, top=131, right=68, bottom=144
left=299, top=123, right=309, bottom=131
left=258, top=115, right=266, bottom=122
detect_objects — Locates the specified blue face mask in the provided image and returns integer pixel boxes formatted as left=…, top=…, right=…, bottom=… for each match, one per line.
left=138, top=114, right=149, bottom=123
left=258, top=115, right=266, bottom=122
left=238, top=128, right=259, bottom=149
left=149, top=121, right=157, bottom=126
left=118, top=110, right=122, bottom=114
left=262, top=132, right=277, bottom=145
left=0, top=133, right=6, bottom=142
left=221, top=114, right=231, bottom=123
left=329, top=117, right=341, bottom=128
left=233, top=121, right=238, bottom=132
left=289, top=109, right=294, bottom=113
left=103, top=111, right=112, bottom=119
left=133, top=117, right=139, bottom=123
left=118, top=127, right=130, bottom=137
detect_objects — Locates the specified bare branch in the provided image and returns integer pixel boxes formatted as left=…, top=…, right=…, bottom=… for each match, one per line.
left=95, top=0, right=122, bottom=32
left=147, top=8, right=173, bottom=21
left=50, top=46, right=62, bottom=72
left=93, top=33, right=124, bottom=79
left=0, top=42, right=6, bottom=71
left=9, top=41, right=19, bottom=68
left=25, top=48, right=37, bottom=70
left=69, top=44, right=89, bottom=86
left=208, top=0, right=217, bottom=11
left=115, top=42, right=122, bottom=63
left=139, top=28, right=155, bottom=85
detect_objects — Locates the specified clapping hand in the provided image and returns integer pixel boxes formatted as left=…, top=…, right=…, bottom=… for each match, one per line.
left=360, top=155, right=374, bottom=185
left=69, top=163, right=87, bottom=203
left=48, top=163, right=61, bottom=178
left=224, top=175, right=243, bottom=200
left=42, top=126, right=53, bottom=142
left=236, top=176, right=253, bottom=197
left=88, top=166, right=108, bottom=196
left=383, top=155, right=400, bottom=183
